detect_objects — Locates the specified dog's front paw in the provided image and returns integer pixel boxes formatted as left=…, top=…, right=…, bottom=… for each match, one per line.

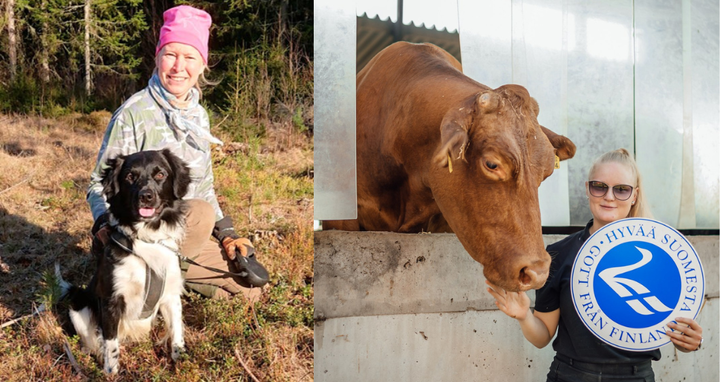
left=171, top=341, right=185, bottom=361
left=103, top=339, right=120, bottom=374
left=103, top=352, right=120, bottom=375
left=104, top=362, right=119, bottom=375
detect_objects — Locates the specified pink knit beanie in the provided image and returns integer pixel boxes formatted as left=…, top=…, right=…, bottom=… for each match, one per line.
left=156, top=5, right=211, bottom=63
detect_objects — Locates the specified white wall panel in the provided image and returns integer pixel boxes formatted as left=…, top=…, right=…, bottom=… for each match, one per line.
left=457, top=0, right=512, bottom=88
left=635, top=0, right=685, bottom=226
left=314, top=0, right=357, bottom=220
left=691, top=0, right=720, bottom=228
left=565, top=1, right=635, bottom=226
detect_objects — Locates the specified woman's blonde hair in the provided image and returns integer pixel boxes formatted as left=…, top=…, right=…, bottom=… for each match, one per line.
left=588, top=148, right=652, bottom=218
left=194, top=68, right=220, bottom=99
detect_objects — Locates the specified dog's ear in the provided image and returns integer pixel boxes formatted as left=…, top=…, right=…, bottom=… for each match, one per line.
left=101, top=155, right=126, bottom=199
left=161, top=149, right=191, bottom=199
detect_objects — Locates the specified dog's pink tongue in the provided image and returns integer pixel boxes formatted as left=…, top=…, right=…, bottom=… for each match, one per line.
left=139, top=207, right=156, bottom=217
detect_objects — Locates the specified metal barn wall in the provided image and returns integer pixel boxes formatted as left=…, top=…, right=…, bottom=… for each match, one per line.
left=356, top=14, right=461, bottom=73
left=314, top=0, right=720, bottom=229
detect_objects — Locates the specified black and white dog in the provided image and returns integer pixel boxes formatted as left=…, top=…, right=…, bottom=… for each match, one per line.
left=57, top=149, right=191, bottom=374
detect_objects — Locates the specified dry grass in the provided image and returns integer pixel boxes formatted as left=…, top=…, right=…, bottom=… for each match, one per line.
left=0, top=113, right=313, bottom=380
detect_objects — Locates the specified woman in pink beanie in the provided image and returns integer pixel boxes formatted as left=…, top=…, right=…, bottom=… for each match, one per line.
left=154, top=5, right=212, bottom=100
left=87, top=5, right=267, bottom=300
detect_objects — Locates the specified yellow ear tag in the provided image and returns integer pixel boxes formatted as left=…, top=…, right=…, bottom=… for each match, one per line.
left=448, top=153, right=453, bottom=173
left=554, top=155, right=560, bottom=169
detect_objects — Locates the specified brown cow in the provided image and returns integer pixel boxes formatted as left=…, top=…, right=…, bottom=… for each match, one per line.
left=324, top=42, right=576, bottom=292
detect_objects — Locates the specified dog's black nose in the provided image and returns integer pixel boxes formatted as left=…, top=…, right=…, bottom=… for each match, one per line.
left=139, top=190, right=155, bottom=204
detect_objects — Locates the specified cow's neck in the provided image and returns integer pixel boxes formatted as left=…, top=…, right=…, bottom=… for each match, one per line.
left=395, top=184, right=441, bottom=232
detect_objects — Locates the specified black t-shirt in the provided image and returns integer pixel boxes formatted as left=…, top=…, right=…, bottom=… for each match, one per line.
left=534, top=220, right=661, bottom=363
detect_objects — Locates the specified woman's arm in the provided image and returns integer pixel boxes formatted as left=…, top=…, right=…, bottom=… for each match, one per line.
left=193, top=108, right=224, bottom=220
left=486, top=280, right=560, bottom=348
left=524, top=309, right=560, bottom=348
left=197, top=159, right=224, bottom=220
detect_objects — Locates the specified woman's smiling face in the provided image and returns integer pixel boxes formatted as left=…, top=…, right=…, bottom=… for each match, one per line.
left=155, top=42, right=205, bottom=100
left=586, top=161, right=637, bottom=229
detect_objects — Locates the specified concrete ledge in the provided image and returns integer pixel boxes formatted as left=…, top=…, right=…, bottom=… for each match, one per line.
left=316, top=300, right=718, bottom=382
left=314, top=231, right=488, bottom=320
left=314, top=231, right=718, bottom=320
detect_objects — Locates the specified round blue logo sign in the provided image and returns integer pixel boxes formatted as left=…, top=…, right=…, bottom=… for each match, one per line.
left=570, top=218, right=704, bottom=351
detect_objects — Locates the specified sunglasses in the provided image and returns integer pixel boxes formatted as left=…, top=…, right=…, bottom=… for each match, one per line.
left=588, top=181, right=634, bottom=201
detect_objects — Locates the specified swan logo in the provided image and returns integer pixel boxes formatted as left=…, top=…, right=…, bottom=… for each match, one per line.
left=570, top=218, right=704, bottom=352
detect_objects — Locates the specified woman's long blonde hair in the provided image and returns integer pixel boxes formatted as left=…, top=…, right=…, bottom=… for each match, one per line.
left=588, top=148, right=652, bottom=218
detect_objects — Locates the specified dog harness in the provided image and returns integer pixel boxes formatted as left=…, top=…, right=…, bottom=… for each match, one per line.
left=109, top=226, right=269, bottom=310
left=109, top=230, right=167, bottom=319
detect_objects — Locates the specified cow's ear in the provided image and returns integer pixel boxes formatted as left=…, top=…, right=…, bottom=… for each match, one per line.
left=434, top=93, right=488, bottom=169
left=101, top=155, right=126, bottom=199
left=434, top=110, right=470, bottom=169
left=161, top=148, right=191, bottom=199
left=529, top=97, right=540, bottom=117
left=540, top=125, right=576, bottom=161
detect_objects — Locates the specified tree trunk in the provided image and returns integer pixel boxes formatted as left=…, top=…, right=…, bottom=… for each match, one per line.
left=279, top=0, right=287, bottom=44
left=40, top=0, right=50, bottom=83
left=84, top=0, right=92, bottom=95
left=6, top=0, right=16, bottom=80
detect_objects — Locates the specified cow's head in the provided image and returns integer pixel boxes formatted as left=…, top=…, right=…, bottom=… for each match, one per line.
left=429, top=84, right=575, bottom=292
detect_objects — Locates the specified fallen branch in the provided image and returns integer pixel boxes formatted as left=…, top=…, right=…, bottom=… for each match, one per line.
left=213, top=113, right=231, bottom=131
left=0, top=176, right=31, bottom=197
left=0, top=303, right=46, bottom=329
left=235, top=347, right=260, bottom=382
left=250, top=302, right=262, bottom=330
left=248, top=193, right=254, bottom=224
left=63, top=340, right=86, bottom=378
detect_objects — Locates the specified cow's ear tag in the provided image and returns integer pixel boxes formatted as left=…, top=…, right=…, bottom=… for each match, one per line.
left=554, top=155, right=560, bottom=169
left=448, top=153, right=453, bottom=173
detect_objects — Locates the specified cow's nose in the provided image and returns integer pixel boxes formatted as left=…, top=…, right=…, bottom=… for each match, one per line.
left=517, top=260, right=550, bottom=291
left=139, top=190, right=155, bottom=204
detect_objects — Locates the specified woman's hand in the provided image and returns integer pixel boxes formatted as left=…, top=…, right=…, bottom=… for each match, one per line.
left=221, top=237, right=253, bottom=260
left=486, top=280, right=531, bottom=321
left=667, top=317, right=703, bottom=352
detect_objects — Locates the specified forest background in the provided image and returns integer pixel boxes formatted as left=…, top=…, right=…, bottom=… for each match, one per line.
left=0, top=0, right=314, bottom=380
left=0, top=0, right=313, bottom=126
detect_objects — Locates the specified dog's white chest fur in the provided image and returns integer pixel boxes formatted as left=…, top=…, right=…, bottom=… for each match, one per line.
left=112, top=239, right=184, bottom=325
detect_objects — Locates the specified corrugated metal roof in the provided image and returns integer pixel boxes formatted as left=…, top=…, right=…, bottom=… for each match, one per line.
left=357, top=14, right=461, bottom=73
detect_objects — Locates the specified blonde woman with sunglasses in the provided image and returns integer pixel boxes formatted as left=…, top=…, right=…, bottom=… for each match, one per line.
left=487, top=148, right=703, bottom=382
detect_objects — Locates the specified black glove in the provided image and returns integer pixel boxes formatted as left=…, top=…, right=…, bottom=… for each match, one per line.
left=214, top=216, right=269, bottom=287
left=91, top=212, right=109, bottom=236
left=91, top=212, right=110, bottom=256
left=213, top=215, right=240, bottom=242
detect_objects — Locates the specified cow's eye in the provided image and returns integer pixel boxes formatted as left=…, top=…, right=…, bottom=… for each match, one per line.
left=485, top=161, right=498, bottom=170
left=154, top=172, right=166, bottom=181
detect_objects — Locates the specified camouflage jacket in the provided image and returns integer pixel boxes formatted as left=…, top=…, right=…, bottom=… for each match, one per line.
left=87, top=86, right=224, bottom=222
